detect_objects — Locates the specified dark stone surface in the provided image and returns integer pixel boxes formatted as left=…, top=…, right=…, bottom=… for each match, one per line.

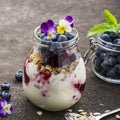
left=0, top=0, right=120, bottom=119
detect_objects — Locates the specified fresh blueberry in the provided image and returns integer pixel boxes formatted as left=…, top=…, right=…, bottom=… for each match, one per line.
left=43, top=36, right=52, bottom=41
left=50, top=43, right=62, bottom=49
left=113, top=38, right=120, bottom=45
left=95, top=49, right=103, bottom=57
left=117, top=56, right=120, bottom=63
left=106, top=70, right=116, bottom=78
left=94, top=65, right=102, bottom=73
left=100, top=33, right=112, bottom=42
left=100, top=69, right=107, bottom=76
left=1, top=83, right=10, bottom=91
left=56, top=33, right=60, bottom=39
left=93, top=57, right=103, bottom=66
left=15, top=71, right=23, bottom=82
left=1, top=91, right=11, bottom=101
left=114, top=64, right=120, bottom=74
left=106, top=56, right=117, bottom=65
left=109, top=32, right=120, bottom=40
left=100, top=52, right=108, bottom=60
left=104, top=44, right=113, bottom=49
left=109, top=47, right=120, bottom=56
left=58, top=35, right=67, bottom=42
left=65, top=32, right=75, bottom=40
left=38, top=33, right=45, bottom=39
left=100, top=61, right=112, bottom=71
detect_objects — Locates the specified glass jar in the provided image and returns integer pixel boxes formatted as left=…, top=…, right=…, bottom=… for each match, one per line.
left=23, top=26, right=86, bottom=111
left=92, top=36, right=120, bottom=84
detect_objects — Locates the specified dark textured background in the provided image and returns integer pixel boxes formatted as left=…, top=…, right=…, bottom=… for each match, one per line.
left=0, top=0, right=120, bottom=120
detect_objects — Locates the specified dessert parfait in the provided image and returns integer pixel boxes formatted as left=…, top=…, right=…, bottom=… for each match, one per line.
left=23, top=16, right=86, bottom=111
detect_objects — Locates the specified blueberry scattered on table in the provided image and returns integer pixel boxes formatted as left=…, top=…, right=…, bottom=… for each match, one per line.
left=15, top=71, right=23, bottom=82
left=1, top=83, right=10, bottom=91
left=1, top=91, right=11, bottom=101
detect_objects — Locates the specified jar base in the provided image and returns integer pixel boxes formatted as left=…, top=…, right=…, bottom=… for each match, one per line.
left=92, top=69, right=120, bottom=84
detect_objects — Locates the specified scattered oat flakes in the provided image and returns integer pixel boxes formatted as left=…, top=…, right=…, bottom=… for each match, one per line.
left=93, top=112, right=101, bottom=116
left=104, top=110, right=110, bottom=113
left=99, top=103, right=104, bottom=106
left=116, top=114, right=120, bottom=119
left=78, top=109, right=84, bottom=113
left=37, top=111, right=42, bottom=116
left=80, top=112, right=87, bottom=115
left=67, top=109, right=72, bottom=112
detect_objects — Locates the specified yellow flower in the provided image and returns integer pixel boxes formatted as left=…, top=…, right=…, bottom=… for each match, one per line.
left=57, top=26, right=65, bottom=34
left=48, top=32, right=54, bottom=38
left=57, top=19, right=72, bottom=34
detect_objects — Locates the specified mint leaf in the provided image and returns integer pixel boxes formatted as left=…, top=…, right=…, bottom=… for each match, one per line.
left=104, top=9, right=117, bottom=26
left=116, top=24, right=120, bottom=33
left=87, top=23, right=114, bottom=37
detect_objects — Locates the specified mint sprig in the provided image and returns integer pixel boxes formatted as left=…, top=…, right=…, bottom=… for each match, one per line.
left=87, top=9, right=120, bottom=37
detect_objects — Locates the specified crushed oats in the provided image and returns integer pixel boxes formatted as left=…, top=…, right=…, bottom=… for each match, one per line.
left=80, top=112, right=87, bottom=115
left=116, top=114, right=120, bottom=119
left=93, top=112, right=101, bottom=116
left=99, top=103, right=104, bottom=106
left=67, top=109, right=72, bottom=112
left=78, top=109, right=84, bottom=113
left=104, top=110, right=110, bottom=113
left=37, top=111, right=42, bottom=116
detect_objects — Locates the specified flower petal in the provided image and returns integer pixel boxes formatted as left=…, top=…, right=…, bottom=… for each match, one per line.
left=0, top=99, right=7, bottom=108
left=65, top=16, right=73, bottom=23
left=47, top=20, right=54, bottom=29
left=59, top=19, right=69, bottom=27
left=57, top=26, right=65, bottom=34
left=64, top=25, right=72, bottom=32
left=70, top=23, right=74, bottom=28
left=40, top=22, right=48, bottom=33
left=0, top=108, right=6, bottom=117
left=4, top=104, right=13, bottom=115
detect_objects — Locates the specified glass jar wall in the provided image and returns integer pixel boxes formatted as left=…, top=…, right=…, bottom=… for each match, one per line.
left=23, top=26, right=86, bottom=111
left=92, top=36, right=120, bottom=84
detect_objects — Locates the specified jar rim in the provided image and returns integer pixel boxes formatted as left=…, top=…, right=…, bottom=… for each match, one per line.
left=97, top=35, right=120, bottom=47
left=34, top=26, right=78, bottom=44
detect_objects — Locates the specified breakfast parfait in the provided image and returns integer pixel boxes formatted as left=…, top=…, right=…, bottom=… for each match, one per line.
left=23, top=16, right=86, bottom=111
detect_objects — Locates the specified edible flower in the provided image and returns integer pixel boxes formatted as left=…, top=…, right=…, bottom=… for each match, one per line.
left=0, top=99, right=13, bottom=117
left=57, top=16, right=74, bottom=34
left=40, top=20, right=56, bottom=40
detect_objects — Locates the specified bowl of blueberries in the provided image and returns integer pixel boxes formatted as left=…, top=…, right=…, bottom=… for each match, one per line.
left=88, top=9, right=120, bottom=84
left=92, top=32, right=120, bottom=84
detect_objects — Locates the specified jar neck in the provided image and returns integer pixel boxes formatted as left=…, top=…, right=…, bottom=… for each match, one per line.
left=97, top=36, right=120, bottom=53
left=34, top=26, right=79, bottom=51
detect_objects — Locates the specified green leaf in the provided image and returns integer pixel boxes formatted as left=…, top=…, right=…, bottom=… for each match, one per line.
left=116, top=24, right=120, bottom=33
left=87, top=23, right=114, bottom=37
left=104, top=9, right=117, bottom=26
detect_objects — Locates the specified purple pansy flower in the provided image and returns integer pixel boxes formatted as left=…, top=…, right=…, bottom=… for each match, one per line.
left=65, top=16, right=74, bottom=28
left=40, top=20, right=57, bottom=41
left=0, top=99, right=13, bottom=117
